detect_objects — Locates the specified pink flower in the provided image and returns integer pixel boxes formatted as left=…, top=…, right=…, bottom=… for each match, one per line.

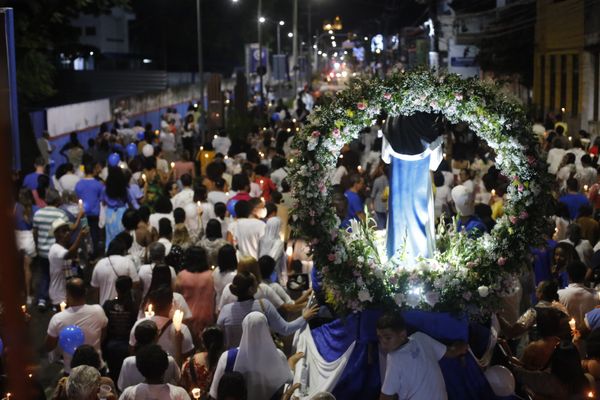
left=512, top=175, right=519, bottom=182
left=519, top=211, right=529, bottom=219
left=332, top=128, right=341, bottom=137
left=383, top=93, right=392, bottom=100
left=497, top=257, right=507, bottom=266
left=509, top=215, right=518, bottom=224
left=327, top=253, right=336, bottom=262
left=357, top=102, right=366, bottom=110
left=454, top=92, right=463, bottom=101
left=518, top=184, right=524, bottom=192
left=311, top=130, right=321, bottom=138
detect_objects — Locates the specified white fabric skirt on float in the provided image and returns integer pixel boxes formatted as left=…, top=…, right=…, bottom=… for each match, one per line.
left=290, top=325, right=356, bottom=398
left=15, top=230, right=36, bottom=257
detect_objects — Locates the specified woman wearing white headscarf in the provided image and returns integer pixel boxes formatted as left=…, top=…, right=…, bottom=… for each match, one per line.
left=258, top=217, right=287, bottom=285
left=209, top=312, right=293, bottom=400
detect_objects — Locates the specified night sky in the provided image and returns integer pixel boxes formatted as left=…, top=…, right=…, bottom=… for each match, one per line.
left=130, top=0, right=428, bottom=73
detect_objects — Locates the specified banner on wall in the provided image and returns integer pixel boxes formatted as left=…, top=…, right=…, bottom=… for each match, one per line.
left=47, top=99, right=111, bottom=137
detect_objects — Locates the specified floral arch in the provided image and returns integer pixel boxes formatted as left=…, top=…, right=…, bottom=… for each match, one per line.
left=288, top=70, right=553, bottom=319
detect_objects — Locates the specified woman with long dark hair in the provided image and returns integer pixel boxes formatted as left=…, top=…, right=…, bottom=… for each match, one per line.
left=138, top=264, right=191, bottom=321
left=180, top=326, right=225, bottom=398
left=213, top=244, right=238, bottom=307
left=199, top=219, right=228, bottom=267
left=176, top=246, right=215, bottom=336
left=102, top=166, right=133, bottom=249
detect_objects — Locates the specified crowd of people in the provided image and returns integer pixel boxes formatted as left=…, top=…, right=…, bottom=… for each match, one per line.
left=8, top=88, right=600, bottom=400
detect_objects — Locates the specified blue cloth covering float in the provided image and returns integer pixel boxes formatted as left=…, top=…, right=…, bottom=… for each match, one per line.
left=309, top=307, right=509, bottom=399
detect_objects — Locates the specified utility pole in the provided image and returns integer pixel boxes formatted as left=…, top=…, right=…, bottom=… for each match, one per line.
left=292, top=0, right=298, bottom=95
left=196, top=0, right=204, bottom=133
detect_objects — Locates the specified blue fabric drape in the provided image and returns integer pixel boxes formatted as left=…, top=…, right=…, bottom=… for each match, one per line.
left=105, top=206, right=126, bottom=250
left=387, top=155, right=434, bottom=262
left=310, top=310, right=504, bottom=400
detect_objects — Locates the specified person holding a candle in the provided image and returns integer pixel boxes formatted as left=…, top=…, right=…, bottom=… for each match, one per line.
left=129, top=287, right=194, bottom=366
left=576, top=155, right=598, bottom=191
left=558, top=261, right=599, bottom=331
left=181, top=327, right=225, bottom=397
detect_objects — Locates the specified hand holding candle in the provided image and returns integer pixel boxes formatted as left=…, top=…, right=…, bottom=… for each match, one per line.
left=173, top=309, right=184, bottom=332
left=145, top=304, right=154, bottom=318
left=60, top=301, right=67, bottom=312
left=191, top=388, right=201, bottom=399
left=569, top=318, right=576, bottom=332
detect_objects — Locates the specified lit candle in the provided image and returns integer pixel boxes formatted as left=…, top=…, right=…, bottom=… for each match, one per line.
left=587, top=391, right=594, bottom=398
left=339, top=154, right=344, bottom=159
left=287, top=128, right=291, bottom=132
left=224, top=155, right=229, bottom=160
left=357, top=166, right=362, bottom=172
left=569, top=136, right=573, bottom=142
left=260, top=197, right=265, bottom=203
left=191, top=388, right=201, bottom=399
left=561, top=107, right=566, bottom=113
left=155, top=129, right=159, bottom=135
left=569, top=318, right=576, bottom=331
left=204, top=154, right=209, bottom=158
left=443, top=153, right=447, bottom=159
left=200, top=146, right=204, bottom=151
left=289, top=158, right=294, bottom=163
left=292, top=118, right=297, bottom=123
left=260, top=179, right=264, bottom=185
left=21, top=305, right=26, bottom=314
left=60, top=301, right=67, bottom=312
left=491, top=189, right=496, bottom=196
left=142, top=173, right=147, bottom=182
left=286, top=246, right=293, bottom=257
left=173, top=309, right=184, bottom=332
left=170, top=162, right=175, bottom=169
left=214, top=134, right=218, bottom=139
left=145, top=304, right=154, bottom=318
left=78, top=199, right=83, bottom=209
left=584, top=185, right=589, bottom=192
left=211, top=265, right=216, bottom=270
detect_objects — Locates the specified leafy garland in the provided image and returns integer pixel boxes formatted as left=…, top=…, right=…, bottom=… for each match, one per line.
left=287, top=70, right=553, bottom=319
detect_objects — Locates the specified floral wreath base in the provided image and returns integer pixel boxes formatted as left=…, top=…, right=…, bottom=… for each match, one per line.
left=288, top=70, right=553, bottom=319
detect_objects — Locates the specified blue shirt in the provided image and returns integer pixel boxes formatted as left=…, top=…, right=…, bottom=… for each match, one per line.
left=23, top=172, right=42, bottom=190
left=75, top=178, right=104, bottom=216
left=559, top=193, right=590, bottom=220
left=586, top=308, right=600, bottom=331
left=457, top=215, right=487, bottom=237
left=14, top=203, right=39, bottom=231
left=344, top=190, right=364, bottom=221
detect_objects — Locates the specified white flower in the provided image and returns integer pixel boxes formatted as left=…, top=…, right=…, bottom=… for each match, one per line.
left=478, top=286, right=490, bottom=298
left=358, top=289, right=372, bottom=302
left=394, top=293, right=406, bottom=306
left=406, top=292, right=421, bottom=308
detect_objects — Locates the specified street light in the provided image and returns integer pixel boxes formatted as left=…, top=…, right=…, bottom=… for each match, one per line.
left=288, top=32, right=294, bottom=38
left=258, top=16, right=266, bottom=23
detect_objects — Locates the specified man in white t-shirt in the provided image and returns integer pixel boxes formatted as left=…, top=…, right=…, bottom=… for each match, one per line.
left=119, top=344, right=191, bottom=400
left=558, top=260, right=600, bottom=330
left=91, top=239, right=139, bottom=305
left=48, top=219, right=88, bottom=306
left=377, top=313, right=468, bottom=400
left=118, top=320, right=180, bottom=391
left=138, top=243, right=176, bottom=298
left=128, top=287, right=194, bottom=364
left=212, top=131, right=232, bottom=156
left=46, top=278, right=108, bottom=374
left=171, top=174, right=195, bottom=210
left=207, top=177, right=231, bottom=205
left=232, top=200, right=265, bottom=259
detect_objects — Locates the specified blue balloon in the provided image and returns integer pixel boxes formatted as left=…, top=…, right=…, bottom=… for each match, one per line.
left=137, top=131, right=145, bottom=141
left=227, top=199, right=238, bottom=218
left=107, top=152, right=120, bottom=167
left=59, top=325, right=85, bottom=356
left=126, top=143, right=137, bottom=158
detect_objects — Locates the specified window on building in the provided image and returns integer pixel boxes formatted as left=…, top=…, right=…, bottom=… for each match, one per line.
left=85, top=26, right=96, bottom=36
left=550, top=55, right=556, bottom=111
left=560, top=54, right=567, bottom=112
left=572, top=54, right=579, bottom=117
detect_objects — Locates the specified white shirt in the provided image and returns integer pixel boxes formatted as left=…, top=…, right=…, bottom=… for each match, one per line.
left=381, top=332, right=447, bottom=400
left=119, top=382, right=191, bottom=400
left=157, top=238, right=173, bottom=255
left=149, top=213, right=175, bottom=233
left=212, top=136, right=232, bottom=156
left=271, top=168, right=288, bottom=191
left=207, top=190, right=230, bottom=206
left=129, top=316, right=194, bottom=357
left=434, top=185, right=452, bottom=219
left=547, top=148, right=566, bottom=175
left=331, top=165, right=347, bottom=186
left=218, top=282, right=284, bottom=312
left=58, top=173, right=81, bottom=194
left=213, top=268, right=236, bottom=307
left=575, top=166, right=598, bottom=189
left=48, top=243, right=69, bottom=304
left=118, top=355, right=181, bottom=391
left=160, top=132, right=176, bottom=152
left=232, top=218, right=265, bottom=259
left=171, top=188, right=194, bottom=210
left=47, top=305, right=108, bottom=373
left=558, top=283, right=600, bottom=330
left=91, top=255, right=139, bottom=305
left=138, top=263, right=177, bottom=298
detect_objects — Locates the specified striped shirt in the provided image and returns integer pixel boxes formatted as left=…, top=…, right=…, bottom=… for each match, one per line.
left=32, top=207, right=68, bottom=258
